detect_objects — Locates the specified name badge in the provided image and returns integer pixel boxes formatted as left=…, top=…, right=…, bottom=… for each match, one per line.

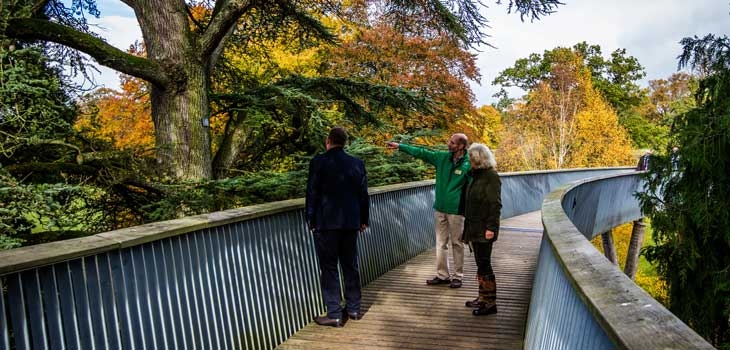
left=455, top=169, right=462, bottom=175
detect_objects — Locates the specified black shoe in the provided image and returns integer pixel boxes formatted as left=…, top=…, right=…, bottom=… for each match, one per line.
left=450, top=279, right=462, bottom=288
left=314, top=315, right=343, bottom=327
left=347, top=311, right=362, bottom=320
left=472, top=304, right=497, bottom=316
left=426, top=276, right=451, bottom=285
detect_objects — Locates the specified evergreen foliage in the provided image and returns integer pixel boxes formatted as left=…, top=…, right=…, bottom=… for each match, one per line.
left=140, top=137, right=431, bottom=222
left=638, top=34, right=730, bottom=349
left=0, top=46, right=79, bottom=174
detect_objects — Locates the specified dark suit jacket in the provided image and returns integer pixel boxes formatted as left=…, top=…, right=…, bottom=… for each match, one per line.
left=306, top=147, right=370, bottom=231
left=636, top=154, right=650, bottom=170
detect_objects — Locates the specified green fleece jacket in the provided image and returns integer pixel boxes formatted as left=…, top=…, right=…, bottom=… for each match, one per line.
left=398, top=144, right=471, bottom=215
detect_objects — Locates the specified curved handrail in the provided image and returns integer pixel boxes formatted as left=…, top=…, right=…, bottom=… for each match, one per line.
left=526, top=171, right=714, bottom=349
left=0, top=168, right=632, bottom=276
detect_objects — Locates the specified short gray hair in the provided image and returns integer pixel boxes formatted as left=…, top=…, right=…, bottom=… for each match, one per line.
left=468, top=143, right=496, bottom=170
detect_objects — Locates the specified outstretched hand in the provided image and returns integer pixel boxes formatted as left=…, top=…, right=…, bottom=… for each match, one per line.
left=385, top=141, right=399, bottom=150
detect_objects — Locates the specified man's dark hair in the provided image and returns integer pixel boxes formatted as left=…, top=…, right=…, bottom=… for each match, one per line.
left=328, top=127, right=348, bottom=146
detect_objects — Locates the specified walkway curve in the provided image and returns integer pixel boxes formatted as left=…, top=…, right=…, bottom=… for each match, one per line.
left=277, top=211, right=542, bottom=350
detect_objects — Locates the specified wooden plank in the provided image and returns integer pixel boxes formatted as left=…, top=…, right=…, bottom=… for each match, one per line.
left=276, top=211, right=543, bottom=350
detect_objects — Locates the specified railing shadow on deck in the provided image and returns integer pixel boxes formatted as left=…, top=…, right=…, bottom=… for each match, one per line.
left=0, top=167, right=631, bottom=350
left=527, top=172, right=714, bottom=349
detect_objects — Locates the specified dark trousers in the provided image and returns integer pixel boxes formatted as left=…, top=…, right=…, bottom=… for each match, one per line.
left=473, top=241, right=494, bottom=276
left=314, top=229, right=361, bottom=319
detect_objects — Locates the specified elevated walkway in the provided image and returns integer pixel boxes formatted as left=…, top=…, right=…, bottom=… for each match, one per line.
left=277, top=211, right=542, bottom=350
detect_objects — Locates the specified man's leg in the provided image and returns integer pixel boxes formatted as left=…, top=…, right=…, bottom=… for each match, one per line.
left=433, top=211, right=452, bottom=281
left=339, top=230, right=361, bottom=316
left=314, top=230, right=343, bottom=319
left=447, top=213, right=466, bottom=281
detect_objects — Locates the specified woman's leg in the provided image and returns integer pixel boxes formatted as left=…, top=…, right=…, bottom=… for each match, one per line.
left=472, top=242, right=497, bottom=315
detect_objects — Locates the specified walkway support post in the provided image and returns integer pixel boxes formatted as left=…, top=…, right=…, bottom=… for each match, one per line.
left=624, top=218, right=646, bottom=280
left=601, top=230, right=618, bottom=265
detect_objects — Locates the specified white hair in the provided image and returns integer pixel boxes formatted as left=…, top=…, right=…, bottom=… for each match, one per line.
left=468, top=143, right=496, bottom=170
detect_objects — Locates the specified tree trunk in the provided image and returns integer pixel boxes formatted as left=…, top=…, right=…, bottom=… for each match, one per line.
left=139, top=0, right=213, bottom=180
left=212, top=116, right=252, bottom=179
left=623, top=218, right=646, bottom=280
left=150, top=71, right=212, bottom=180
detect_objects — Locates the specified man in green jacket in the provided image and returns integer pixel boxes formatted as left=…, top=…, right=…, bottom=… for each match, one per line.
left=386, top=133, right=471, bottom=288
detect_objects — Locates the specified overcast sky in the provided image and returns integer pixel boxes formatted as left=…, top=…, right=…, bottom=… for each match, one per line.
left=85, top=0, right=730, bottom=106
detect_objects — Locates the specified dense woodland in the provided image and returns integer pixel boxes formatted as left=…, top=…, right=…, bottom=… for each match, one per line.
left=0, top=1, right=728, bottom=347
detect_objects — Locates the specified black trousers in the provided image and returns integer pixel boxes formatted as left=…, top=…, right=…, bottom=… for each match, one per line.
left=313, top=229, right=361, bottom=319
left=472, top=241, right=494, bottom=276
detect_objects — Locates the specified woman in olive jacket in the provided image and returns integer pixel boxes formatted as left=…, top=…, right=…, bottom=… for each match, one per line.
left=462, top=143, right=502, bottom=316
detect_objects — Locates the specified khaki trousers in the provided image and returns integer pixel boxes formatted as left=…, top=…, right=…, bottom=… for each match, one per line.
left=434, top=211, right=465, bottom=280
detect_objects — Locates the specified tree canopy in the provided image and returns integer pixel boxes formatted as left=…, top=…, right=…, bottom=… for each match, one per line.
left=492, top=42, right=646, bottom=116
left=494, top=47, right=633, bottom=170
left=2, top=0, right=563, bottom=181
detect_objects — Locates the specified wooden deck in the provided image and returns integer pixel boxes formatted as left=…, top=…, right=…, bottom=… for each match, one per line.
left=277, top=211, right=543, bottom=350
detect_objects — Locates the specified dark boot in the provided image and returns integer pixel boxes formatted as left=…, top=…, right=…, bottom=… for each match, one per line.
left=465, top=297, right=481, bottom=308
left=472, top=274, right=497, bottom=316
left=465, top=273, right=483, bottom=308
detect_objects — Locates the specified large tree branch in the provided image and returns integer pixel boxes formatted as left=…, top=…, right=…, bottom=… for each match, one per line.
left=31, top=0, right=52, bottom=16
left=200, top=0, right=255, bottom=59
left=5, top=18, right=170, bottom=87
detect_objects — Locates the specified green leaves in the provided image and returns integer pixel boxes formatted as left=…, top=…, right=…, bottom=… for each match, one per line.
left=0, top=169, right=106, bottom=247
left=638, top=34, right=730, bottom=347
left=492, top=42, right=646, bottom=116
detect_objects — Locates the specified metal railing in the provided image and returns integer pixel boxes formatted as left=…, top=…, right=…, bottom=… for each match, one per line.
left=526, top=172, right=715, bottom=349
left=0, top=167, right=631, bottom=350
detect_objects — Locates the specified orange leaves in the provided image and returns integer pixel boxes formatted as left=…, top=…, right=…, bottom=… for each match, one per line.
left=75, top=42, right=154, bottom=154
left=322, top=23, right=478, bottom=134
left=75, top=80, right=154, bottom=153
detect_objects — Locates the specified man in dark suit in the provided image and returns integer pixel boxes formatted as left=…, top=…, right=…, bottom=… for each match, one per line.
left=306, top=127, right=370, bottom=327
left=637, top=150, right=651, bottom=171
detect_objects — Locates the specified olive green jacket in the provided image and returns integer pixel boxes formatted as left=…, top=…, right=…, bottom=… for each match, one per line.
left=398, top=144, right=470, bottom=215
left=463, top=168, right=502, bottom=243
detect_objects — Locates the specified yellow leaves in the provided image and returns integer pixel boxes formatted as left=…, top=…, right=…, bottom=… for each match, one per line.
left=569, top=89, right=634, bottom=167
left=495, top=49, right=634, bottom=170
left=495, top=126, right=545, bottom=172
left=590, top=223, right=669, bottom=305
left=455, top=105, right=502, bottom=147
left=271, top=47, right=320, bottom=77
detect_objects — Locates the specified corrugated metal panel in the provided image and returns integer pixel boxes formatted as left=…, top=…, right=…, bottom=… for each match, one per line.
left=524, top=239, right=614, bottom=350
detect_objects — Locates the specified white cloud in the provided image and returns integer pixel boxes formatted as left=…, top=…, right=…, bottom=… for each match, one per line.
left=91, top=16, right=142, bottom=50
left=79, top=15, right=142, bottom=90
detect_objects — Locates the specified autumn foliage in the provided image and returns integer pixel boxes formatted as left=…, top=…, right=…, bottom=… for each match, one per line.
left=496, top=48, right=633, bottom=171
left=323, top=23, right=479, bottom=142
left=75, top=45, right=154, bottom=154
